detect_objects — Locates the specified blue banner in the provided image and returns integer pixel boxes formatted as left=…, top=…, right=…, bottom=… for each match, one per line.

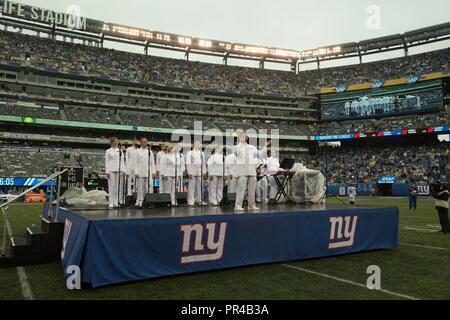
left=54, top=206, right=399, bottom=288
left=0, top=177, right=56, bottom=187
left=378, top=176, right=398, bottom=184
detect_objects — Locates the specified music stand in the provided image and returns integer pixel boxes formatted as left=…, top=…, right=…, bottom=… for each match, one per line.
left=273, top=158, right=296, bottom=204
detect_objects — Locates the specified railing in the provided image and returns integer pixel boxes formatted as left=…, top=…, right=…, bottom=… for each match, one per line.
left=1, top=169, right=69, bottom=257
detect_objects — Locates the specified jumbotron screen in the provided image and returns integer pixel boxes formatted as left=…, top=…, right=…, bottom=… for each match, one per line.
left=321, top=81, right=444, bottom=121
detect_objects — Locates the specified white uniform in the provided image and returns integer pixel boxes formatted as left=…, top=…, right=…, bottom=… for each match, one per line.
left=232, top=143, right=268, bottom=210
left=134, top=148, right=156, bottom=207
left=348, top=187, right=357, bottom=205
left=126, top=146, right=138, bottom=195
left=257, top=157, right=281, bottom=202
left=266, top=157, right=281, bottom=200
left=161, top=153, right=185, bottom=205
left=225, top=153, right=237, bottom=194
left=207, top=153, right=224, bottom=205
left=105, top=147, right=127, bottom=208
left=186, top=150, right=206, bottom=206
left=256, top=158, right=268, bottom=202
left=156, top=151, right=166, bottom=193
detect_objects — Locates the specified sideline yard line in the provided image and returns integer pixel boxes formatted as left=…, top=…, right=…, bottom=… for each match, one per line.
left=399, top=242, right=450, bottom=252
left=5, top=219, right=34, bottom=300
left=281, top=264, right=420, bottom=301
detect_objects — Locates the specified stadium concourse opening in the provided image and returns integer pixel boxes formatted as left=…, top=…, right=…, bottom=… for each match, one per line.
left=378, top=183, right=393, bottom=197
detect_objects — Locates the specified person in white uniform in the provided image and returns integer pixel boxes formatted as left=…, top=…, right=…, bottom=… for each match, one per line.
left=256, top=156, right=268, bottom=203
left=207, top=146, right=225, bottom=206
left=126, top=139, right=139, bottom=196
left=265, top=150, right=281, bottom=201
left=134, top=138, right=156, bottom=207
left=225, top=152, right=238, bottom=194
left=186, top=141, right=207, bottom=206
left=105, top=137, right=127, bottom=209
left=161, top=145, right=185, bottom=205
left=348, top=186, right=357, bottom=205
left=155, top=144, right=167, bottom=194
left=233, top=132, right=270, bottom=212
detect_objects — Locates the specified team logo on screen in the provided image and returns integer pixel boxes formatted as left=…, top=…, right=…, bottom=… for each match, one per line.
left=328, top=216, right=358, bottom=249
left=180, top=223, right=227, bottom=264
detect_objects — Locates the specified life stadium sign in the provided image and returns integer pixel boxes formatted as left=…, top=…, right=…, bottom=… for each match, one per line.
left=1, top=0, right=87, bottom=31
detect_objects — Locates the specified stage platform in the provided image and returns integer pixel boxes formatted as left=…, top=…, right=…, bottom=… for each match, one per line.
left=42, top=203, right=399, bottom=288
left=66, top=203, right=357, bottom=220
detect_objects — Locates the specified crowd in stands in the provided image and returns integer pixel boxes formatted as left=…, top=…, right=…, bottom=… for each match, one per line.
left=0, top=146, right=104, bottom=177
left=299, top=49, right=450, bottom=88
left=0, top=99, right=60, bottom=120
left=311, top=107, right=450, bottom=136
left=0, top=142, right=448, bottom=185
left=302, top=143, right=450, bottom=184
left=1, top=31, right=449, bottom=97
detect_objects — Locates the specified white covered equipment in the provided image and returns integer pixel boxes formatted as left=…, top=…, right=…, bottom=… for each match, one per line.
left=291, top=164, right=326, bottom=204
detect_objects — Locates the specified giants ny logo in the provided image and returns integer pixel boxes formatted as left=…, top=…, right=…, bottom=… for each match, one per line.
left=180, top=223, right=227, bottom=264
left=61, top=219, right=73, bottom=260
left=328, top=216, right=358, bottom=249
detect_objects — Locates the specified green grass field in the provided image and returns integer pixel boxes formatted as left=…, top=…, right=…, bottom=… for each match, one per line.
left=0, top=197, right=449, bottom=300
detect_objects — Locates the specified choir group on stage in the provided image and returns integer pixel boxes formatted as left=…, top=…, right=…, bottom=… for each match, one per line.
left=105, top=133, right=280, bottom=211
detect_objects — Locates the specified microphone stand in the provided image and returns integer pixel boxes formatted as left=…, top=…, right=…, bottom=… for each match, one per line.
left=174, top=151, right=178, bottom=207
left=118, top=146, right=122, bottom=208
left=200, top=149, right=205, bottom=207
left=147, top=148, right=151, bottom=196
left=221, top=152, right=228, bottom=207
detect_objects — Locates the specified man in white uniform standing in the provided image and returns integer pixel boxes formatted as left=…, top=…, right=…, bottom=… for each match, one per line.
left=207, top=146, right=225, bottom=206
left=156, top=144, right=167, bottom=194
left=105, top=137, right=126, bottom=209
left=256, top=156, right=268, bottom=203
left=126, top=139, right=139, bottom=196
left=186, top=141, right=206, bottom=206
left=134, top=138, right=156, bottom=207
left=161, top=145, right=185, bottom=205
left=225, top=152, right=238, bottom=194
left=265, top=150, right=281, bottom=201
left=233, top=132, right=270, bottom=212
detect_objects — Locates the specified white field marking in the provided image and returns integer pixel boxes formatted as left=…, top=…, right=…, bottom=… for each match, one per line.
left=399, top=242, right=450, bottom=252
left=403, top=227, right=439, bottom=233
left=281, top=264, right=420, bottom=301
left=5, top=219, right=34, bottom=300
left=400, top=224, right=441, bottom=230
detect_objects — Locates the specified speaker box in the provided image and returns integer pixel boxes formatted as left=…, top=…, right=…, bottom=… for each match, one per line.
left=268, top=198, right=278, bottom=205
left=144, top=193, right=171, bottom=208
left=176, top=192, right=188, bottom=204
left=220, top=193, right=237, bottom=207
left=125, top=193, right=137, bottom=206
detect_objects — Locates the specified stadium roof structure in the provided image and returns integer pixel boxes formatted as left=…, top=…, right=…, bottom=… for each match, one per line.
left=0, top=0, right=449, bottom=71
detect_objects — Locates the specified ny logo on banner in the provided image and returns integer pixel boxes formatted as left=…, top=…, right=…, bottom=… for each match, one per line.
left=61, top=219, right=73, bottom=260
left=180, top=223, right=227, bottom=264
left=328, top=216, right=358, bottom=249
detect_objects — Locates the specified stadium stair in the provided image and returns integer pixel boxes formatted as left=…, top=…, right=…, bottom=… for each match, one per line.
left=0, top=217, right=64, bottom=268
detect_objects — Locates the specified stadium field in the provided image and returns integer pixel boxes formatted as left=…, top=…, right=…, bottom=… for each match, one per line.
left=0, top=197, right=449, bottom=300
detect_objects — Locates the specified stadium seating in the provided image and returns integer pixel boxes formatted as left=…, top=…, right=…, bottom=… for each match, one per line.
left=0, top=100, right=60, bottom=120
left=63, top=105, right=120, bottom=124
left=1, top=30, right=449, bottom=97
left=0, top=144, right=447, bottom=184
left=301, top=144, right=449, bottom=184
left=0, top=147, right=104, bottom=177
left=311, top=108, right=450, bottom=135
